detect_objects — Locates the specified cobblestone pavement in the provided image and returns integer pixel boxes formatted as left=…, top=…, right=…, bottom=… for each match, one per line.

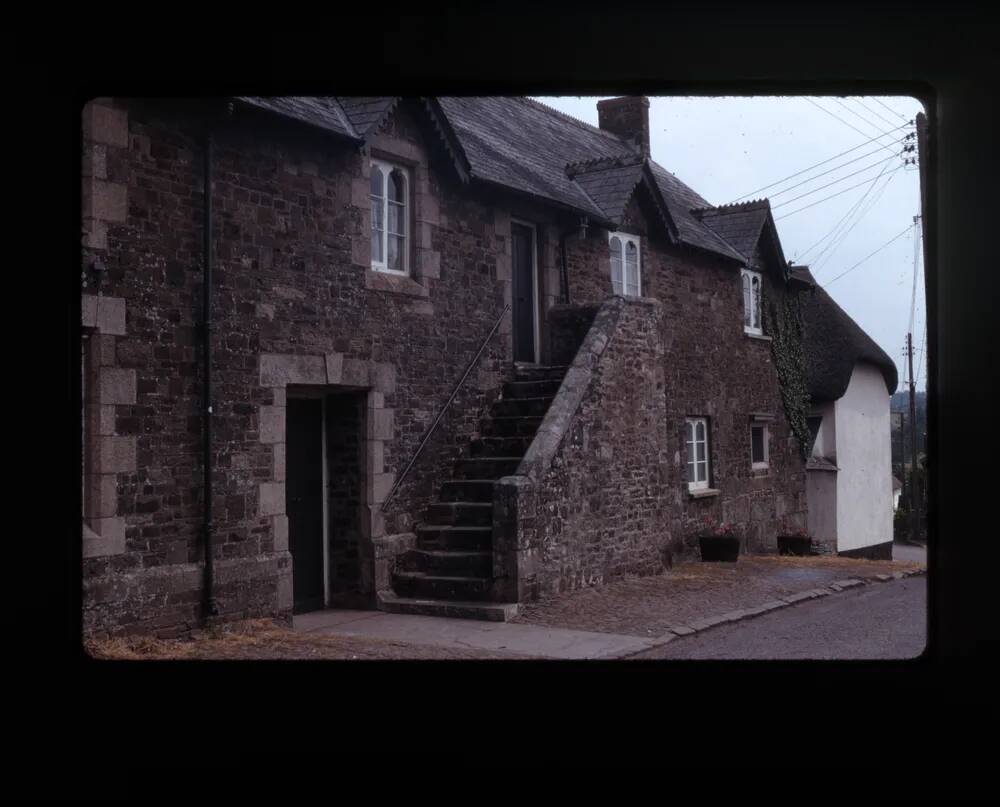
left=512, top=555, right=924, bottom=638
left=630, top=576, right=927, bottom=659
left=84, top=619, right=522, bottom=660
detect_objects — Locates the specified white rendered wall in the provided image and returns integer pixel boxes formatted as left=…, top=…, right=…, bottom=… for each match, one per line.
left=810, top=401, right=837, bottom=460
left=833, top=363, right=893, bottom=552
left=806, top=468, right=838, bottom=545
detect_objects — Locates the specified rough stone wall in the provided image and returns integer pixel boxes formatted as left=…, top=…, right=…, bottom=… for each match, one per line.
left=81, top=99, right=515, bottom=636
left=495, top=298, right=669, bottom=600
left=562, top=195, right=808, bottom=564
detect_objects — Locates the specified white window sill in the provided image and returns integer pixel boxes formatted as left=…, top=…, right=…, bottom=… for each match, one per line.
left=688, top=487, right=720, bottom=499
left=752, top=463, right=770, bottom=471
left=745, top=331, right=772, bottom=341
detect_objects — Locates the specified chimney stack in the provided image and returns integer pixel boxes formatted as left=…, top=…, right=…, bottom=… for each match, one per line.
left=597, top=96, right=650, bottom=157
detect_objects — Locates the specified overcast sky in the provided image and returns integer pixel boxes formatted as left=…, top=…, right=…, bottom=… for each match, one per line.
left=535, top=96, right=927, bottom=393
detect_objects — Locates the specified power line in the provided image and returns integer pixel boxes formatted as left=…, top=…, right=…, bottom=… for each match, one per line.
left=805, top=98, right=902, bottom=156
left=822, top=222, right=916, bottom=288
left=802, top=163, right=899, bottom=260
left=726, top=120, right=913, bottom=203
left=772, top=152, right=899, bottom=211
left=766, top=137, right=906, bottom=200
left=873, top=97, right=909, bottom=120
left=852, top=97, right=902, bottom=131
left=832, top=98, right=901, bottom=141
left=811, top=163, right=903, bottom=274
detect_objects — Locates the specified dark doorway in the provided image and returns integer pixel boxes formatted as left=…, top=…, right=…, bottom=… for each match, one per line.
left=325, top=392, right=366, bottom=607
left=511, top=221, right=537, bottom=363
left=287, top=397, right=325, bottom=614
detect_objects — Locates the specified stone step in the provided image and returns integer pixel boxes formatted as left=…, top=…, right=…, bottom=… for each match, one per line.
left=416, top=524, right=493, bottom=551
left=377, top=591, right=518, bottom=622
left=514, top=365, right=569, bottom=382
left=468, top=435, right=534, bottom=458
left=480, top=415, right=545, bottom=437
left=439, top=479, right=496, bottom=503
left=424, top=501, right=493, bottom=527
left=393, top=571, right=493, bottom=601
left=453, top=456, right=522, bottom=480
left=398, top=548, right=493, bottom=577
left=502, top=378, right=562, bottom=399
left=492, top=396, right=554, bottom=418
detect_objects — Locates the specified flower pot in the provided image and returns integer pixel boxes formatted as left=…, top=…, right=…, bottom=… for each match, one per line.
left=777, top=535, right=812, bottom=556
left=699, top=534, right=740, bottom=562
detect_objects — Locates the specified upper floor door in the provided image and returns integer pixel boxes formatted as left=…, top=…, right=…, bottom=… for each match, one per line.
left=511, top=221, right=538, bottom=364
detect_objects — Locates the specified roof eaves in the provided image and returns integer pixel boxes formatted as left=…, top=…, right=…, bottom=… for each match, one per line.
left=232, top=96, right=363, bottom=144
left=421, top=97, right=473, bottom=184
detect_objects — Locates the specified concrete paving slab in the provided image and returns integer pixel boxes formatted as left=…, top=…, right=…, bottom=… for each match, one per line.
left=293, top=609, right=383, bottom=632
left=294, top=609, right=658, bottom=659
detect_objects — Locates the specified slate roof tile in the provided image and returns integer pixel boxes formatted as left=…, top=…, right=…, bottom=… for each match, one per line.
left=236, top=96, right=358, bottom=140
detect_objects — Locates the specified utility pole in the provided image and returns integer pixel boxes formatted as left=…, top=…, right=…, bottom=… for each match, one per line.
left=906, top=331, right=921, bottom=543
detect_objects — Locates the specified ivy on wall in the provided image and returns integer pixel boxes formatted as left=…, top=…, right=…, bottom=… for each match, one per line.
left=764, top=293, right=811, bottom=460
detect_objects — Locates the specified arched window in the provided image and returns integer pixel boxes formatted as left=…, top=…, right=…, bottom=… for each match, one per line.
left=608, top=231, right=641, bottom=297
left=686, top=417, right=710, bottom=491
left=741, top=268, right=763, bottom=335
left=370, top=159, right=410, bottom=274
left=610, top=236, right=623, bottom=295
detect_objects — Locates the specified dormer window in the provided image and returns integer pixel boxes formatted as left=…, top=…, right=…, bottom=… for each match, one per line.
left=370, top=160, right=410, bottom=275
left=609, top=232, right=641, bottom=297
left=742, top=268, right=763, bottom=335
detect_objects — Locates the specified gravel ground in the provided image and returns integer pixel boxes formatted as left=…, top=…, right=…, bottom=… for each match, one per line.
left=84, top=619, right=518, bottom=660
left=512, top=555, right=924, bottom=638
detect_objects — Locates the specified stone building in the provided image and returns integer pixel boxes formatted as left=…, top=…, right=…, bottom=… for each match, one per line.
left=80, top=95, right=813, bottom=636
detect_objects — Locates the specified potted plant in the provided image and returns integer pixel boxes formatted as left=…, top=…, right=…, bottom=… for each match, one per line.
left=698, top=517, right=741, bottom=562
left=777, top=523, right=812, bottom=556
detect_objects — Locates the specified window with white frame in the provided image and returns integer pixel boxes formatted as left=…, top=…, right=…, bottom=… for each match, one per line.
left=609, top=232, right=641, bottom=297
left=741, top=268, right=763, bottom=335
left=685, top=417, right=710, bottom=490
left=370, top=159, right=410, bottom=274
left=751, top=422, right=769, bottom=469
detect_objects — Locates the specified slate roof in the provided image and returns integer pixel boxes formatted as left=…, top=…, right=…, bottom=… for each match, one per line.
left=800, top=283, right=899, bottom=402
left=694, top=200, right=771, bottom=260
left=236, top=96, right=359, bottom=141
left=337, top=97, right=397, bottom=138
left=566, top=156, right=646, bottom=224
left=236, top=96, right=750, bottom=263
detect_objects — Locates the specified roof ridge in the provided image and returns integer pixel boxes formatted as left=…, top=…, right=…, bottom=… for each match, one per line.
left=519, top=97, right=638, bottom=149
left=693, top=198, right=771, bottom=215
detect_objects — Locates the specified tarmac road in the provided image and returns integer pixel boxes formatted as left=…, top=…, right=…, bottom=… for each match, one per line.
left=633, top=576, right=927, bottom=660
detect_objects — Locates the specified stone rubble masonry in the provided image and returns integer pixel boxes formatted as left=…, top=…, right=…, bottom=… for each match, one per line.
left=494, top=296, right=671, bottom=601
left=80, top=96, right=811, bottom=637
left=81, top=98, right=524, bottom=636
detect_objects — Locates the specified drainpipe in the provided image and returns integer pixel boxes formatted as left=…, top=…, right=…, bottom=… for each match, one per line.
left=202, top=120, right=219, bottom=618
left=558, top=216, right=588, bottom=304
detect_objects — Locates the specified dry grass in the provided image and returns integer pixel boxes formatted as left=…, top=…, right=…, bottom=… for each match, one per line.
left=84, top=618, right=517, bottom=661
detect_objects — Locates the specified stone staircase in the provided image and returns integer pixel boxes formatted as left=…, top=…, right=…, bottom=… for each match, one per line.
left=377, top=364, right=568, bottom=621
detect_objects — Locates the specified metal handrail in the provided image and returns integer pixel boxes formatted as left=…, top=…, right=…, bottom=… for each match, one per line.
left=379, top=303, right=511, bottom=512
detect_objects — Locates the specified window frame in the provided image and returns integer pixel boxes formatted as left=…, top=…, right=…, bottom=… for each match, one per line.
left=370, top=158, right=411, bottom=276
left=685, top=416, right=711, bottom=491
left=741, top=268, right=763, bottom=335
left=750, top=422, right=770, bottom=470
left=608, top=231, right=642, bottom=298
